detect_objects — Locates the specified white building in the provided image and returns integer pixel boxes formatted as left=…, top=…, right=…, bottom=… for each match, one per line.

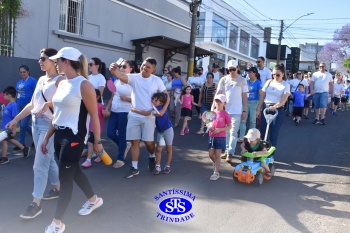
left=299, top=43, right=324, bottom=71
left=195, top=0, right=265, bottom=72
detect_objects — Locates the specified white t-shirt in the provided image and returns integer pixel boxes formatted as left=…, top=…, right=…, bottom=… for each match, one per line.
left=289, top=78, right=309, bottom=93
left=88, top=73, right=106, bottom=89
left=311, top=71, right=333, bottom=93
left=217, top=75, right=248, bottom=114
left=199, top=73, right=207, bottom=84
left=213, top=71, right=221, bottom=84
left=263, top=80, right=290, bottom=104
left=127, top=73, right=166, bottom=118
left=111, top=79, right=132, bottom=113
left=188, top=76, right=202, bottom=90
left=52, top=76, right=90, bottom=143
left=258, top=67, right=272, bottom=85
left=334, top=83, right=345, bottom=96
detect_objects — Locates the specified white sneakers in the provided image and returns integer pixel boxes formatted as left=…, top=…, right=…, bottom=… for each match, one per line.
left=210, top=172, right=220, bottom=180
left=78, top=196, right=103, bottom=216
left=45, top=222, right=65, bottom=233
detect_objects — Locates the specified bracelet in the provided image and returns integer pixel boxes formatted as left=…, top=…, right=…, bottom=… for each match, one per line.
left=94, top=140, right=102, bottom=144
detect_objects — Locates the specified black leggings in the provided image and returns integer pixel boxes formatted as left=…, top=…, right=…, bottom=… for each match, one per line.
left=54, top=128, right=94, bottom=220
left=192, top=89, right=201, bottom=115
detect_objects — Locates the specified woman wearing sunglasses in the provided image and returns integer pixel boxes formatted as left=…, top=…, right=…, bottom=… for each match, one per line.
left=257, top=64, right=290, bottom=157
left=7, top=48, right=64, bottom=220
left=102, top=60, right=136, bottom=168
left=88, top=57, right=106, bottom=103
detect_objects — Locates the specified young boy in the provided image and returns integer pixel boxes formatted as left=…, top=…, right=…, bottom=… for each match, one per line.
left=292, top=84, right=308, bottom=125
left=240, top=128, right=272, bottom=178
left=130, top=92, right=174, bottom=174
left=331, top=78, right=345, bottom=115
left=1, top=86, right=30, bottom=164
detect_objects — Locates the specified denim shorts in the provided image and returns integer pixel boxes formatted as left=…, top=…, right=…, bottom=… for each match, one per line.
left=208, top=137, right=226, bottom=150
left=313, top=92, right=328, bottom=108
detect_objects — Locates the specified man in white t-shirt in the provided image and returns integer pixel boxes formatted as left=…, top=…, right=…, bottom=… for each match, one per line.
left=310, top=62, right=334, bottom=125
left=217, top=60, right=248, bottom=163
left=110, top=57, right=169, bottom=178
left=256, top=56, right=272, bottom=85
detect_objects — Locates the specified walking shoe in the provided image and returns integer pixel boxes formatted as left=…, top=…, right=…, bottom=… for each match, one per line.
left=220, top=152, right=227, bottom=159
left=23, top=146, right=30, bottom=159
left=152, top=166, right=161, bottom=175
left=210, top=172, right=220, bottom=180
left=185, top=127, right=189, bottom=133
left=330, top=109, right=334, bottom=114
left=0, top=157, right=9, bottom=165
left=78, top=196, right=103, bottom=216
left=148, top=157, right=156, bottom=171
left=312, top=119, right=320, bottom=125
left=20, top=202, right=42, bottom=219
left=81, top=160, right=92, bottom=168
left=42, top=188, right=59, bottom=200
left=304, top=115, right=309, bottom=119
left=163, top=166, right=171, bottom=174
left=179, top=130, right=185, bottom=136
left=332, top=112, right=337, bottom=116
left=226, top=154, right=233, bottom=163
left=124, top=167, right=139, bottom=178
left=320, top=119, right=326, bottom=125
left=295, top=120, right=300, bottom=126
left=94, top=156, right=101, bottom=163
left=265, top=171, right=272, bottom=179
left=113, top=160, right=125, bottom=168
left=13, top=146, right=21, bottom=151
left=45, top=221, right=65, bottom=233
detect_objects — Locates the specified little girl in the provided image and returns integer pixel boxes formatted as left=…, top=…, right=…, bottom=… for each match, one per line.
left=81, top=89, right=105, bottom=168
left=208, top=94, right=232, bottom=180
left=179, top=85, right=199, bottom=136
left=240, top=128, right=272, bottom=178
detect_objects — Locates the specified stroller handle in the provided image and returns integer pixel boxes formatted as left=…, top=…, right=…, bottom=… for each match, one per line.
left=263, top=108, right=278, bottom=124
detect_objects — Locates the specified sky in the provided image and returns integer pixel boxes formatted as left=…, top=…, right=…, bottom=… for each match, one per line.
left=223, top=0, right=350, bottom=47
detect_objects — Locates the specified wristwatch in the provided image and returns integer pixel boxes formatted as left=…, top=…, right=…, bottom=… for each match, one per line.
left=94, top=140, right=102, bottom=144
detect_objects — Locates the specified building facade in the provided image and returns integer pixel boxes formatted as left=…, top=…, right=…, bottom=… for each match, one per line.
left=299, top=43, right=324, bottom=72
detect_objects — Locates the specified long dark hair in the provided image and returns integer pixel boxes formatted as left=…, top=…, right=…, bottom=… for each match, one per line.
left=274, top=63, right=286, bottom=81
left=123, top=59, right=138, bottom=73
left=91, top=57, right=106, bottom=77
left=180, top=85, right=192, bottom=98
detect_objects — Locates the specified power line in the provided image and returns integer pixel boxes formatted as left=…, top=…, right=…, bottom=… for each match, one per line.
left=241, top=0, right=277, bottom=21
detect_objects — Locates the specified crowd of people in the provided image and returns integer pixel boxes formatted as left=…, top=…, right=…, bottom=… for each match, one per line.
left=1, top=47, right=349, bottom=233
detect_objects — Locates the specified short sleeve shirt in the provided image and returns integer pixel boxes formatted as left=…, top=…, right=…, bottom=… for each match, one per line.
left=263, top=80, right=290, bottom=104
left=209, top=110, right=231, bottom=138
left=311, top=71, right=333, bottom=93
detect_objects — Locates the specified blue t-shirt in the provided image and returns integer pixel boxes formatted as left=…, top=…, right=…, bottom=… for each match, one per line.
left=2, top=102, right=18, bottom=130
left=247, top=79, right=262, bottom=101
left=172, top=78, right=183, bottom=92
left=293, top=91, right=305, bottom=107
left=16, top=76, right=37, bottom=107
left=155, top=106, right=172, bottom=132
left=346, top=86, right=350, bottom=98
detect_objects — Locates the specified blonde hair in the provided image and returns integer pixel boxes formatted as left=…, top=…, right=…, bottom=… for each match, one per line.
left=68, top=54, right=88, bottom=79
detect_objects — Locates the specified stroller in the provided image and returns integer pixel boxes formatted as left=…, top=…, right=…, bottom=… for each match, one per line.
left=233, top=108, right=278, bottom=185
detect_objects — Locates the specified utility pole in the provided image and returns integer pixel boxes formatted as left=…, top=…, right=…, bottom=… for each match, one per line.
left=276, top=20, right=284, bottom=65
left=187, top=0, right=200, bottom=77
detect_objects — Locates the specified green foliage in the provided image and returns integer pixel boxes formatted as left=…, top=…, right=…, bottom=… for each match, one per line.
left=343, top=57, right=350, bottom=69
left=0, top=0, right=22, bottom=18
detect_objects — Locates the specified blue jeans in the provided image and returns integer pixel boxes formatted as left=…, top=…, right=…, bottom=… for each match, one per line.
left=107, top=111, right=128, bottom=161
left=226, top=114, right=241, bottom=155
left=18, top=105, right=32, bottom=145
left=259, top=107, right=285, bottom=157
left=239, top=100, right=258, bottom=138
left=32, top=116, right=59, bottom=199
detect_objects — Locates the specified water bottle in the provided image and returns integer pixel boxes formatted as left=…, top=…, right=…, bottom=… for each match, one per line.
left=0, top=129, right=12, bottom=142
left=97, top=149, right=112, bottom=166
left=159, top=134, right=165, bottom=146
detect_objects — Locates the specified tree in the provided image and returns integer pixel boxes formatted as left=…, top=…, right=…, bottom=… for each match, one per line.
left=318, top=24, right=350, bottom=73
left=343, top=56, right=350, bottom=73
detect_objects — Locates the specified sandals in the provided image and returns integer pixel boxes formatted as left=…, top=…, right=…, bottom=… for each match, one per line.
left=265, top=171, right=272, bottom=178
left=196, top=128, right=204, bottom=134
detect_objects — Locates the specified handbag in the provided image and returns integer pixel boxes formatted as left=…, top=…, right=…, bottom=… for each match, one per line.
left=41, top=90, right=54, bottom=114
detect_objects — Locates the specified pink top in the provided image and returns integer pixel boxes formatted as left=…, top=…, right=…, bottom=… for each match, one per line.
left=209, top=110, right=231, bottom=138
left=182, top=94, right=193, bottom=110
left=89, top=103, right=104, bottom=133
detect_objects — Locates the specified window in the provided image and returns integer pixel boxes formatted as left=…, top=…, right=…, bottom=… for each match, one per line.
left=59, top=0, right=84, bottom=35
left=239, top=29, right=249, bottom=55
left=210, top=50, right=225, bottom=68
left=196, top=12, right=206, bottom=42
left=211, top=14, right=227, bottom=46
left=250, top=36, right=260, bottom=59
left=229, top=23, right=238, bottom=50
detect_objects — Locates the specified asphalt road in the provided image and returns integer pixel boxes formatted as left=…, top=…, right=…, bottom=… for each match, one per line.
left=0, top=109, right=349, bottom=233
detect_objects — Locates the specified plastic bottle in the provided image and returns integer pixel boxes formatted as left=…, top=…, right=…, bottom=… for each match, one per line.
left=97, top=149, right=112, bottom=166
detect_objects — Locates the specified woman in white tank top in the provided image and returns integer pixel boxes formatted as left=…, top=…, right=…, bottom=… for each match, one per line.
left=7, top=48, right=64, bottom=220
left=40, top=47, right=104, bottom=233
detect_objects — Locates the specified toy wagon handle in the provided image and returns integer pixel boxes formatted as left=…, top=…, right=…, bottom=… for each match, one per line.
left=263, top=108, right=278, bottom=141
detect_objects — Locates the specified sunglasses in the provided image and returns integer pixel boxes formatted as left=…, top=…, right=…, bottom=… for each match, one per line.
left=163, top=69, right=168, bottom=72
left=256, top=61, right=261, bottom=63
left=297, top=72, right=302, bottom=75
left=39, top=57, right=48, bottom=62
left=88, top=63, right=95, bottom=66
left=319, top=66, right=325, bottom=68
left=229, top=68, right=237, bottom=72
left=273, top=74, right=281, bottom=77
left=119, top=65, right=128, bottom=69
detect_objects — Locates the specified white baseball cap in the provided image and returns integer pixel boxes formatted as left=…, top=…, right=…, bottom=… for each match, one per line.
left=227, top=59, right=238, bottom=68
left=244, top=128, right=261, bottom=141
left=49, top=47, right=82, bottom=62
left=214, top=94, right=227, bottom=103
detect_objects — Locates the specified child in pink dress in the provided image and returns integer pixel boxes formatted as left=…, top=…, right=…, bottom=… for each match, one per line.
left=81, top=89, right=105, bottom=168
left=179, top=85, right=199, bottom=135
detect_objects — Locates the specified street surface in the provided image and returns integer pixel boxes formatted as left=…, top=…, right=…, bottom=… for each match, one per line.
left=0, top=109, right=349, bottom=233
